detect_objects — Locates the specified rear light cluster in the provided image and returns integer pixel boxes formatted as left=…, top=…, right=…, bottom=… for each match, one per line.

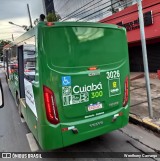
left=43, top=86, right=59, bottom=124
left=123, top=76, right=129, bottom=107
left=46, top=22, right=54, bottom=26
left=88, top=66, right=97, bottom=70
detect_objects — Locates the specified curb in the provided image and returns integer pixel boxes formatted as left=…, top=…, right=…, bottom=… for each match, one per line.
left=129, top=114, right=160, bottom=133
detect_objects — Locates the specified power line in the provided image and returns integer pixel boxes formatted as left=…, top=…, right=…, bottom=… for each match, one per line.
left=85, top=8, right=111, bottom=22
left=61, top=0, right=98, bottom=20
left=76, top=0, right=124, bottom=21
left=57, top=0, right=70, bottom=13
left=63, top=0, right=109, bottom=21
left=62, top=0, right=126, bottom=22
left=101, top=1, right=160, bottom=23
left=85, top=0, right=133, bottom=22
left=54, top=0, right=66, bottom=11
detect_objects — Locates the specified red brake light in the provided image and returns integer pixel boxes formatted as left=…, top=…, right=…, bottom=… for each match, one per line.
left=43, top=86, right=59, bottom=124
left=123, top=76, right=129, bottom=107
left=88, top=66, right=97, bottom=70
left=46, top=22, right=54, bottom=26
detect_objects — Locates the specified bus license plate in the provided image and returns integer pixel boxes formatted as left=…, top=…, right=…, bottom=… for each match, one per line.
left=88, top=103, right=102, bottom=111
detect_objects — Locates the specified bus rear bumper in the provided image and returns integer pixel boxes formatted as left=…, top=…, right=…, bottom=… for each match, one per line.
left=38, top=106, right=129, bottom=150
left=61, top=106, right=129, bottom=148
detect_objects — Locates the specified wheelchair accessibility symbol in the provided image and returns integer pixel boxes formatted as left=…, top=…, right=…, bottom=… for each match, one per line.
left=62, top=76, right=71, bottom=86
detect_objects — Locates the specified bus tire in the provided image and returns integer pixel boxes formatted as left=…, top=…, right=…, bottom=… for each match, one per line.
left=16, top=93, right=23, bottom=118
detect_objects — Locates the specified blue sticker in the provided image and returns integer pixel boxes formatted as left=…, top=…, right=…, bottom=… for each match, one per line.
left=62, top=76, right=71, bottom=86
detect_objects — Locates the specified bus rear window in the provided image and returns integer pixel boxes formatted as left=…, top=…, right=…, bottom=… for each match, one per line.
left=42, top=27, right=128, bottom=67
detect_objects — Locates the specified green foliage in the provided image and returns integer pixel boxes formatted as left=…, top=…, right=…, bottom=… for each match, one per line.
left=47, top=12, right=61, bottom=22
left=0, top=40, right=11, bottom=57
left=0, top=40, right=11, bottom=46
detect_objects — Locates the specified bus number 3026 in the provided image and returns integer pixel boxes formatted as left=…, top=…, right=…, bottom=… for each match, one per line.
left=106, top=70, right=120, bottom=79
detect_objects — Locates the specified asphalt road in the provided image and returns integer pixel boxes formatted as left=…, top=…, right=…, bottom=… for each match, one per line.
left=0, top=69, right=159, bottom=161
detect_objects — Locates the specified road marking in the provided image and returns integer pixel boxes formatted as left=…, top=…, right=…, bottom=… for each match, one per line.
left=26, top=133, right=39, bottom=152
left=20, top=118, right=25, bottom=123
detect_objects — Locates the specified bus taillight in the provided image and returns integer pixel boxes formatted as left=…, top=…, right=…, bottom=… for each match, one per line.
left=43, top=86, right=59, bottom=124
left=123, top=77, right=129, bottom=107
left=46, top=22, right=54, bottom=26
left=88, top=66, right=97, bottom=70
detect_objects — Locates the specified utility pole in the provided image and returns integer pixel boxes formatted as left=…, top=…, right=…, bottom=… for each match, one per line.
left=12, top=34, right=14, bottom=41
left=27, top=4, right=33, bottom=28
left=136, top=0, right=153, bottom=118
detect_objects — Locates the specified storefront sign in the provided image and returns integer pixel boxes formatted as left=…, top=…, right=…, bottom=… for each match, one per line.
left=117, top=11, right=153, bottom=31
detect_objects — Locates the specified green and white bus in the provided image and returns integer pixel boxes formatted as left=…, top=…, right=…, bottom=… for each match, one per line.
left=4, top=21, right=130, bottom=150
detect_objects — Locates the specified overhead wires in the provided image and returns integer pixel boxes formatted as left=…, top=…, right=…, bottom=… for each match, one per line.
left=54, top=0, right=135, bottom=22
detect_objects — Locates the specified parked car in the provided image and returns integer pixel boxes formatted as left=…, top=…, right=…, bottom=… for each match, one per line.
left=0, top=61, right=4, bottom=68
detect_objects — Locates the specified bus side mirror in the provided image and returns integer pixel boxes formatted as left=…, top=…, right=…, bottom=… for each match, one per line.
left=0, top=79, right=4, bottom=108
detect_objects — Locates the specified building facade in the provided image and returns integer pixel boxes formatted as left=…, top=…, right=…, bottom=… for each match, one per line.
left=43, top=0, right=136, bottom=22
left=101, top=0, right=160, bottom=72
left=42, top=0, right=160, bottom=72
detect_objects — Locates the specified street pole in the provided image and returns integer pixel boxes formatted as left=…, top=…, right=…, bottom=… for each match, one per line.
left=136, top=0, right=153, bottom=118
left=27, top=4, right=33, bottom=28
left=9, top=22, right=28, bottom=31
left=9, top=22, right=23, bottom=28
left=12, top=34, right=14, bottom=41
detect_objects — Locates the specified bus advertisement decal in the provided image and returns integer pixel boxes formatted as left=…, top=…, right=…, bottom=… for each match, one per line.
left=62, top=92, right=89, bottom=106
left=62, top=82, right=103, bottom=106
left=62, top=86, right=72, bottom=96
left=108, top=78, right=121, bottom=97
left=88, top=70, right=100, bottom=77
left=62, top=76, right=71, bottom=86
left=24, top=79, right=37, bottom=117
left=72, top=82, right=102, bottom=94
left=87, top=102, right=103, bottom=112
left=106, top=70, right=120, bottom=79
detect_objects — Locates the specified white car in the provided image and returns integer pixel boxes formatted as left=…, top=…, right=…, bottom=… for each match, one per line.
left=0, top=61, right=4, bottom=67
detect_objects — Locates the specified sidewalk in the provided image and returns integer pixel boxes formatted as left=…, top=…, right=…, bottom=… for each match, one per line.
left=130, top=72, right=160, bottom=132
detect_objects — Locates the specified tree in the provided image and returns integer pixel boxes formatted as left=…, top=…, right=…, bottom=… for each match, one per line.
left=47, top=12, right=61, bottom=22
left=0, top=40, right=11, bottom=60
left=0, top=40, right=11, bottom=46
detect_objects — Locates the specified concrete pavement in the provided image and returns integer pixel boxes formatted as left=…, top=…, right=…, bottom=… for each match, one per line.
left=130, top=72, right=160, bottom=133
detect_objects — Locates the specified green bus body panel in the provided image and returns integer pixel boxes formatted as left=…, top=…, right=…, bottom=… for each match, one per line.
left=38, top=22, right=130, bottom=150
left=61, top=107, right=129, bottom=147
left=8, top=22, right=130, bottom=150
left=27, top=106, right=38, bottom=140
left=38, top=125, right=63, bottom=150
